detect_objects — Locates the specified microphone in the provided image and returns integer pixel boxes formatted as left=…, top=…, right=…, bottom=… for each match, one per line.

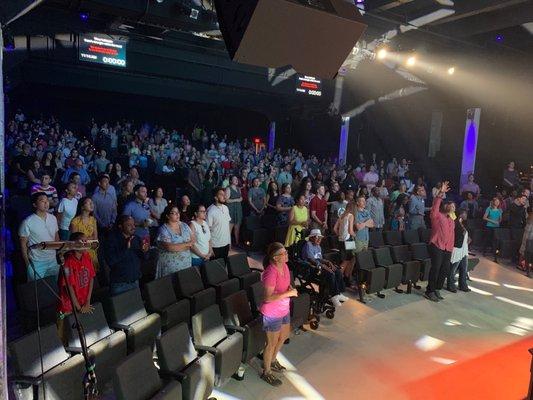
left=29, top=240, right=100, bottom=251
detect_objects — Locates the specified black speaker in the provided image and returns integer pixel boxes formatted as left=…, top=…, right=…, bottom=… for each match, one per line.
left=214, top=0, right=367, bottom=79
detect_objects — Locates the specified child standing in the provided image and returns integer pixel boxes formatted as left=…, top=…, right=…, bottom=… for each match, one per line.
left=57, top=232, right=96, bottom=342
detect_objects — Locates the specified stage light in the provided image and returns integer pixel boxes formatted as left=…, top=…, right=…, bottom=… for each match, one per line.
left=447, top=66, right=455, bottom=75
left=495, top=34, right=504, bottom=42
left=254, top=138, right=261, bottom=144
left=190, top=8, right=199, bottom=19
left=376, top=48, right=388, bottom=60
left=79, top=12, right=89, bottom=22
left=406, top=56, right=416, bottom=67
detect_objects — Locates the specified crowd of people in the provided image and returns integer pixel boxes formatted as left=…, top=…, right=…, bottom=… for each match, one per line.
left=4, top=108, right=533, bottom=385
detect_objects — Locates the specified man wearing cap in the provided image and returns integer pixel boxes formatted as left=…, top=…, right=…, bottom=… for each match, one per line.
left=301, top=229, right=347, bottom=307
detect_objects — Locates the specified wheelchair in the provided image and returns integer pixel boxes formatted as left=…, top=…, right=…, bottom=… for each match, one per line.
left=287, top=234, right=337, bottom=329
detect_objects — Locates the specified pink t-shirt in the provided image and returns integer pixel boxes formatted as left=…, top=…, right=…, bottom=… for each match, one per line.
left=259, top=263, right=291, bottom=318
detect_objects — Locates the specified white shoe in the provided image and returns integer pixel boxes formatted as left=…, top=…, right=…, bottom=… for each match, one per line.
left=331, top=296, right=342, bottom=307
left=338, top=293, right=349, bottom=302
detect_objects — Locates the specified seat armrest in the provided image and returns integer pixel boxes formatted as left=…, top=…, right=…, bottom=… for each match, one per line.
left=194, top=344, right=218, bottom=354
left=11, top=375, right=42, bottom=386
left=375, top=263, right=388, bottom=268
left=358, top=266, right=374, bottom=272
left=109, top=322, right=130, bottom=331
left=159, top=370, right=188, bottom=381
left=250, top=268, right=263, bottom=273
left=65, top=346, right=83, bottom=354
left=225, top=324, right=246, bottom=333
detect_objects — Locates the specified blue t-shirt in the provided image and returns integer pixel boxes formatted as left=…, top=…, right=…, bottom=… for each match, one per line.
left=356, top=209, right=371, bottom=242
left=485, top=207, right=502, bottom=228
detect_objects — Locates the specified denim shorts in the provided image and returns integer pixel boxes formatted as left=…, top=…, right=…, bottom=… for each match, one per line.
left=262, top=313, right=291, bottom=332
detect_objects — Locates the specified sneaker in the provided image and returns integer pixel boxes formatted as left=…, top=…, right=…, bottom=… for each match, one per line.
left=338, top=293, right=349, bottom=302
left=435, top=290, right=444, bottom=300
left=331, top=296, right=342, bottom=307
left=271, top=360, right=287, bottom=372
left=261, top=372, right=282, bottom=387
left=424, top=292, right=440, bottom=302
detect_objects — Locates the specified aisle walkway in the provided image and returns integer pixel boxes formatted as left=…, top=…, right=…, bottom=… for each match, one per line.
left=217, top=256, right=533, bottom=400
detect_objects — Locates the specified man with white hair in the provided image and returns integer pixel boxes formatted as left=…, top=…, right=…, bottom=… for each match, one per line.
left=301, top=229, right=347, bottom=307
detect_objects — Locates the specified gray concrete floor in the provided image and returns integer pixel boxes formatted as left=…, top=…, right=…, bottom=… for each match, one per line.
left=214, top=256, right=533, bottom=400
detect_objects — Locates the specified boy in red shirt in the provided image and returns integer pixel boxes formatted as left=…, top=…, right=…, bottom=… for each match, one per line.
left=57, top=232, right=96, bottom=342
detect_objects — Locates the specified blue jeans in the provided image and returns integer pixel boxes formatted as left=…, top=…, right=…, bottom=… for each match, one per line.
left=191, top=257, right=205, bottom=267
left=448, top=256, right=468, bottom=290
left=110, top=281, right=139, bottom=296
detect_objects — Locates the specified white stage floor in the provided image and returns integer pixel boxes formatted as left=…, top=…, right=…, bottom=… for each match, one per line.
left=215, top=255, right=533, bottom=400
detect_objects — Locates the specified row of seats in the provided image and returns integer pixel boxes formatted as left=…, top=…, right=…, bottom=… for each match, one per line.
left=9, top=253, right=315, bottom=399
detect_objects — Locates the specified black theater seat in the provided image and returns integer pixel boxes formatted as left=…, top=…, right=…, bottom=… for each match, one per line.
left=9, top=324, right=86, bottom=399
left=220, top=290, right=266, bottom=363
left=191, top=305, right=244, bottom=387
left=227, top=253, right=262, bottom=291
left=372, top=247, right=404, bottom=292
left=143, top=276, right=190, bottom=332
left=173, top=267, right=216, bottom=315
left=65, top=302, right=127, bottom=389
left=355, top=250, right=386, bottom=298
left=104, top=288, right=161, bottom=354
left=113, top=347, right=182, bottom=400
left=156, top=323, right=215, bottom=400
left=201, top=259, right=241, bottom=303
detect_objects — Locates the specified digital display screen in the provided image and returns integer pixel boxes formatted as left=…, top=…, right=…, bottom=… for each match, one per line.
left=79, top=34, right=127, bottom=68
left=296, top=75, right=322, bottom=96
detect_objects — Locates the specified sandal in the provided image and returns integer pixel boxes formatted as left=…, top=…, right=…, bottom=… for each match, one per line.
left=271, top=360, right=287, bottom=372
left=261, top=372, right=282, bottom=386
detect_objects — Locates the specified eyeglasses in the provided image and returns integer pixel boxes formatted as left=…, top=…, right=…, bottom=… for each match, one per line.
left=274, top=250, right=288, bottom=257
left=169, top=211, right=179, bottom=215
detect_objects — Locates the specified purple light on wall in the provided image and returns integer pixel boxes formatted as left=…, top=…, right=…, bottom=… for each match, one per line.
left=338, top=117, right=350, bottom=165
left=460, top=109, right=481, bottom=188
left=268, top=122, right=276, bottom=152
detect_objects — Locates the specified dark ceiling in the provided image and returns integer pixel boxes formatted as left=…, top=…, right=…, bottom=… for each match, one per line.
left=2, top=0, right=533, bottom=57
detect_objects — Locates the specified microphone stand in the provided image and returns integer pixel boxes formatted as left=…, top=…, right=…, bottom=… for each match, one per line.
left=29, top=241, right=99, bottom=399
left=56, top=246, right=99, bottom=399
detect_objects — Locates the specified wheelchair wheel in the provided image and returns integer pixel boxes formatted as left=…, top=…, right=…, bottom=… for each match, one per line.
left=310, top=320, right=319, bottom=330
left=325, top=309, right=335, bottom=319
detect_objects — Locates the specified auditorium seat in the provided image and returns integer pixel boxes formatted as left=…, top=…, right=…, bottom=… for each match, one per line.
left=143, top=276, right=190, bottom=332
left=173, top=267, right=216, bottom=315
left=220, top=290, right=266, bottom=363
left=104, top=288, right=161, bottom=354
left=247, top=281, right=265, bottom=316
left=191, top=304, right=244, bottom=387
left=9, top=324, right=86, bottom=400
left=244, top=215, right=269, bottom=252
left=390, top=245, right=422, bottom=293
left=355, top=250, right=386, bottom=297
left=227, top=253, right=262, bottom=291
left=369, top=230, right=386, bottom=248
left=384, top=231, right=402, bottom=246
left=290, top=271, right=312, bottom=329
left=372, top=247, right=404, bottom=292
left=201, top=259, right=241, bottom=303
left=16, top=276, right=58, bottom=333
left=274, top=225, right=289, bottom=244
left=402, top=229, right=421, bottom=245
left=411, top=243, right=432, bottom=281
left=113, top=347, right=182, bottom=400
left=156, top=323, right=215, bottom=400
left=65, top=302, right=127, bottom=389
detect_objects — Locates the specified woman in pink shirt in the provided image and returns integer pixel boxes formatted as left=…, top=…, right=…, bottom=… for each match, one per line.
left=259, top=242, right=298, bottom=386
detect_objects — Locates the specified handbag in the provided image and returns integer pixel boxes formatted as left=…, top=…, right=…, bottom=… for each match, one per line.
left=344, top=239, right=356, bottom=250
